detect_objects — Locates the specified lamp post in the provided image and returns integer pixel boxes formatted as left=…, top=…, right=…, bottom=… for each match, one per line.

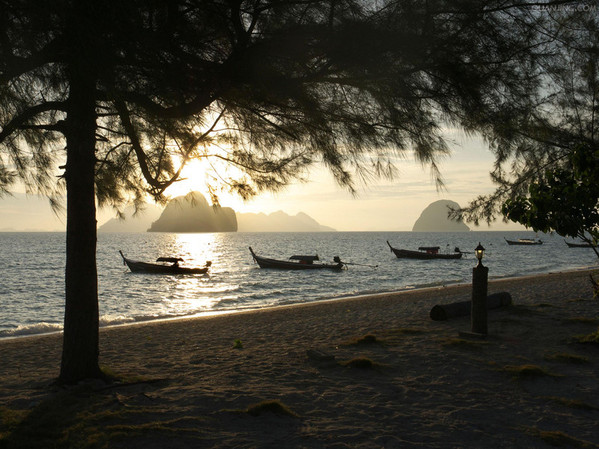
left=471, top=242, right=488, bottom=335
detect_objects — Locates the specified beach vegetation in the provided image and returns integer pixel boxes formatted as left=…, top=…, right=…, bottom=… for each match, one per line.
left=344, top=334, right=380, bottom=346
left=500, top=364, right=558, bottom=379
left=507, top=305, right=539, bottom=316
left=244, top=400, right=299, bottom=418
left=0, top=2, right=589, bottom=384
left=0, top=385, right=206, bottom=448
left=503, top=144, right=599, bottom=290
left=455, top=11, right=599, bottom=230
left=544, top=352, right=590, bottom=364
left=341, top=357, right=377, bottom=369
left=390, top=328, right=427, bottom=335
left=440, top=338, right=488, bottom=350
left=0, top=407, right=28, bottom=439
left=98, top=365, right=163, bottom=385
left=563, top=316, right=599, bottom=325
left=572, top=328, right=599, bottom=345
left=526, top=428, right=598, bottom=449
left=543, top=396, right=599, bottom=411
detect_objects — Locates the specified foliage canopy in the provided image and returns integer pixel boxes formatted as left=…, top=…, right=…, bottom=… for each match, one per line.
left=2, top=0, right=550, bottom=209
left=503, top=144, right=599, bottom=250
left=457, top=7, right=599, bottom=225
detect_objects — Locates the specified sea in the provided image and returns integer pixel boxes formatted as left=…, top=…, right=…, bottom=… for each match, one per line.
left=1, top=231, right=597, bottom=340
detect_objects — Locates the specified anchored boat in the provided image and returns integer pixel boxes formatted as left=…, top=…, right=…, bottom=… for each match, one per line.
left=386, top=241, right=463, bottom=260
left=504, top=238, right=543, bottom=245
left=119, top=251, right=211, bottom=274
left=249, top=247, right=345, bottom=270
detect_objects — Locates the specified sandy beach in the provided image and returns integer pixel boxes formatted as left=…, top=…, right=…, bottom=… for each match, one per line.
left=1, top=268, right=599, bottom=448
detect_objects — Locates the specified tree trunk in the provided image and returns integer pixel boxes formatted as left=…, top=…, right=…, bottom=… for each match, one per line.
left=59, top=59, right=102, bottom=383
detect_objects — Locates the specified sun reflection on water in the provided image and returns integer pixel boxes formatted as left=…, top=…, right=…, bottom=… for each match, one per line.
left=173, top=233, right=218, bottom=267
left=157, top=232, right=242, bottom=315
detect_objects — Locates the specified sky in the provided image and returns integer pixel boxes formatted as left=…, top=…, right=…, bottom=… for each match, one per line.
left=0, top=130, right=526, bottom=232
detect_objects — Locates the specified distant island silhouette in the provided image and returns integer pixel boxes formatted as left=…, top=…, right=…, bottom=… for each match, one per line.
left=98, top=191, right=334, bottom=232
left=148, top=192, right=237, bottom=232
left=412, top=199, right=470, bottom=232
left=98, top=204, right=163, bottom=233
left=237, top=211, right=335, bottom=232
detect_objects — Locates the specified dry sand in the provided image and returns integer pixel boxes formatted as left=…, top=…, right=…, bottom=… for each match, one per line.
left=1, top=269, right=599, bottom=448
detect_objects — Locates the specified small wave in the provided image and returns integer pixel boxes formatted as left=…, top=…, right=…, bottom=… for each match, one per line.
left=0, top=322, right=63, bottom=339
left=99, top=315, right=137, bottom=327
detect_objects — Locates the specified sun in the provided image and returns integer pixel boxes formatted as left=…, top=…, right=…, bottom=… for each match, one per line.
left=164, top=157, right=247, bottom=211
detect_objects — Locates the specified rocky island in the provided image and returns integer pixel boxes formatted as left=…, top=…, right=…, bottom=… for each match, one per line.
left=412, top=199, right=470, bottom=232
left=98, top=191, right=334, bottom=233
left=148, top=192, right=237, bottom=233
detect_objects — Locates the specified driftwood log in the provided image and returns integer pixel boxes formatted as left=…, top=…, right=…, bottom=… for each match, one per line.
left=429, top=292, right=512, bottom=321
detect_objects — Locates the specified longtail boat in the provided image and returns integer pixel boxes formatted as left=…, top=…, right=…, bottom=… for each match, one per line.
left=119, top=251, right=211, bottom=274
left=504, top=238, right=543, bottom=245
left=386, top=241, right=463, bottom=260
left=249, top=247, right=345, bottom=270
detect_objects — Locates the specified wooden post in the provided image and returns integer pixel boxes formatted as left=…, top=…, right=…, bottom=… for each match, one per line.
left=471, top=264, right=489, bottom=334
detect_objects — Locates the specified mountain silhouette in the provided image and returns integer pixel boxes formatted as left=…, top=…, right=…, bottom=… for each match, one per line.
left=97, top=192, right=334, bottom=232
left=237, top=211, right=335, bottom=232
left=148, top=192, right=237, bottom=232
left=412, top=200, right=470, bottom=232
left=98, top=204, right=163, bottom=232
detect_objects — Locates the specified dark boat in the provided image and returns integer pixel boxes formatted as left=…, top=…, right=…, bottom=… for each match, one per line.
left=119, top=251, right=211, bottom=274
left=249, top=247, right=345, bottom=270
left=386, top=241, right=463, bottom=260
left=565, top=240, right=597, bottom=248
left=504, top=238, right=543, bottom=245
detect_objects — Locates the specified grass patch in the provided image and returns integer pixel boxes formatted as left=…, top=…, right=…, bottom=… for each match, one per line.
left=0, top=407, right=29, bottom=439
left=232, top=339, right=243, bottom=349
left=0, top=379, right=172, bottom=449
left=564, top=317, right=599, bottom=325
left=544, top=352, right=589, bottom=364
left=344, top=334, right=380, bottom=346
left=99, top=365, right=159, bottom=385
left=572, top=328, right=599, bottom=345
left=508, top=305, right=540, bottom=316
left=500, top=364, right=558, bottom=379
left=440, top=338, right=488, bottom=350
left=0, top=388, right=119, bottom=449
left=245, top=400, right=299, bottom=418
left=389, top=328, right=426, bottom=335
left=526, top=428, right=597, bottom=448
left=341, top=357, right=377, bottom=369
left=544, top=396, right=599, bottom=411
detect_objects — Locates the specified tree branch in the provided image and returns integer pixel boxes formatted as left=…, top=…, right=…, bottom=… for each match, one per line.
left=0, top=102, right=67, bottom=144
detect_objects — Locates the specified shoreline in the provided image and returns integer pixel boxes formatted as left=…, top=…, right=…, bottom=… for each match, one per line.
left=1, top=267, right=598, bottom=447
left=2, top=263, right=597, bottom=343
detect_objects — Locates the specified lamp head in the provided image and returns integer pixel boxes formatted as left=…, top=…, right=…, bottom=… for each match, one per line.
left=475, top=242, right=485, bottom=266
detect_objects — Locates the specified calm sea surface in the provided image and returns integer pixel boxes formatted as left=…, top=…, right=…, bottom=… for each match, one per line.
left=1, top=231, right=597, bottom=339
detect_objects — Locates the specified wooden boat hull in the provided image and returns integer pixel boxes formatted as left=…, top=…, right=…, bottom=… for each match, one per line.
left=504, top=238, right=543, bottom=245
left=249, top=247, right=344, bottom=270
left=120, top=251, right=209, bottom=274
left=386, top=241, right=463, bottom=260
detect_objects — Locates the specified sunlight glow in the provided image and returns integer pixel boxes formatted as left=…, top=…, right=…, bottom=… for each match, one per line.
left=174, top=233, right=218, bottom=266
left=165, top=156, right=247, bottom=212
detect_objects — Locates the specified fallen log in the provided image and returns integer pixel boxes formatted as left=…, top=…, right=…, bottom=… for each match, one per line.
left=429, top=292, right=512, bottom=321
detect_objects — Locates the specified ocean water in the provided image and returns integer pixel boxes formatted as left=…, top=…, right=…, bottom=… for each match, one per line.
left=1, top=231, right=597, bottom=339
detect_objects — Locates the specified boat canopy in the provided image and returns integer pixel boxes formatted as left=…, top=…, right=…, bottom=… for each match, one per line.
left=418, top=246, right=440, bottom=254
left=156, top=257, right=185, bottom=263
left=289, top=255, right=320, bottom=263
